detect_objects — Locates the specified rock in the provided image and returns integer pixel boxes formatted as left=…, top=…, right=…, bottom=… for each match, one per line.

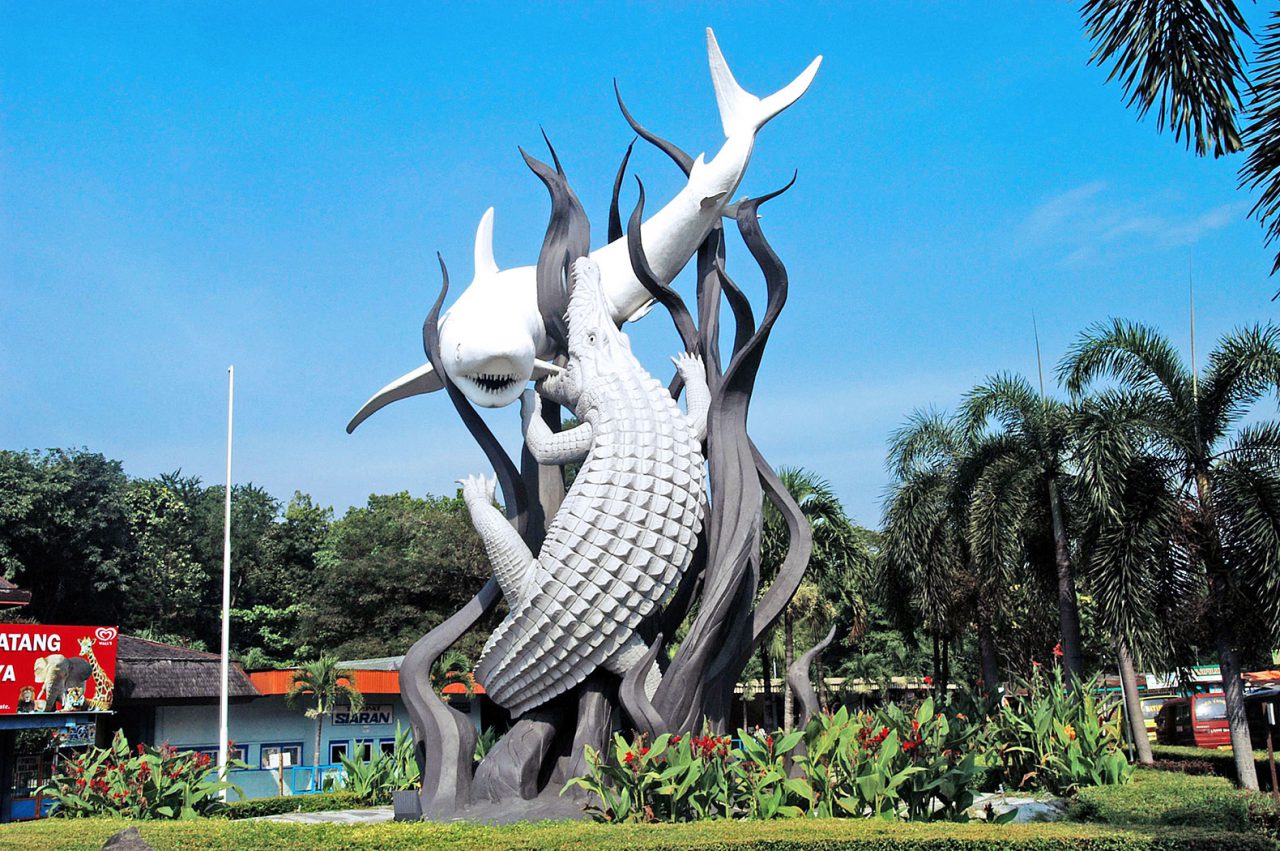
left=99, top=826, right=154, bottom=851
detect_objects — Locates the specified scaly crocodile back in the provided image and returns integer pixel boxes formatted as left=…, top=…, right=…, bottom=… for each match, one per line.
left=476, top=368, right=705, bottom=717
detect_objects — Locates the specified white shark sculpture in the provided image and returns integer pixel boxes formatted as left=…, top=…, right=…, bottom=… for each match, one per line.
left=348, top=29, right=821, bottom=431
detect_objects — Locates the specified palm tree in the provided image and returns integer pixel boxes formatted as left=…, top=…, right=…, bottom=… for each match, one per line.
left=1062, top=319, right=1280, bottom=789
left=960, top=374, right=1087, bottom=683
left=1077, top=3, right=1280, bottom=283
left=881, top=411, right=1009, bottom=696
left=760, top=468, right=861, bottom=730
left=286, top=655, right=364, bottom=789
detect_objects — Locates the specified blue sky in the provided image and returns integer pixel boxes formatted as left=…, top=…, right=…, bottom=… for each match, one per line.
left=2, top=2, right=1276, bottom=527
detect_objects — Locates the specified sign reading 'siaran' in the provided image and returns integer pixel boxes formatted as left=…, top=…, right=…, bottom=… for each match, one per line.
left=0, top=625, right=118, bottom=714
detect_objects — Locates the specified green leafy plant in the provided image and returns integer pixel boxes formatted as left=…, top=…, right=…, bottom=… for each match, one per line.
left=336, top=724, right=420, bottom=804
left=41, top=731, right=243, bottom=819
left=989, top=660, right=1131, bottom=795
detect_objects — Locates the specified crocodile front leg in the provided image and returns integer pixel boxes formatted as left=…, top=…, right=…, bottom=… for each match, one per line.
left=521, top=390, right=593, bottom=465
left=458, top=474, right=535, bottom=606
left=673, top=353, right=710, bottom=442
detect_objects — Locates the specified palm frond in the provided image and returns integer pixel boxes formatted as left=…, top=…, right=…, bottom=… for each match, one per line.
left=1082, top=0, right=1250, bottom=158
left=887, top=408, right=962, bottom=479
left=1060, top=319, right=1195, bottom=419
left=1241, top=11, right=1280, bottom=276
left=1215, top=456, right=1280, bottom=634
left=1198, top=324, right=1280, bottom=444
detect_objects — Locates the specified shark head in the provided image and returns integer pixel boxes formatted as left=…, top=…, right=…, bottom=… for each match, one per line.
left=436, top=295, right=536, bottom=409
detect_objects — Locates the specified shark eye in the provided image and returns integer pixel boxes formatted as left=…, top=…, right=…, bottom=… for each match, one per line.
left=587, top=332, right=597, bottom=345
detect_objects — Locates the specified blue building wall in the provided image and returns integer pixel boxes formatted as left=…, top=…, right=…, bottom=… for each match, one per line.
left=152, top=693, right=456, bottom=799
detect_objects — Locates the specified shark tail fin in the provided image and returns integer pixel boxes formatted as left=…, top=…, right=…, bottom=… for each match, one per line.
left=707, top=27, right=822, bottom=139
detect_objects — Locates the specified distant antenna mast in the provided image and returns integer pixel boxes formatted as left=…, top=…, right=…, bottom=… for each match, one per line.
left=1189, top=259, right=1199, bottom=403
left=1033, top=311, right=1047, bottom=400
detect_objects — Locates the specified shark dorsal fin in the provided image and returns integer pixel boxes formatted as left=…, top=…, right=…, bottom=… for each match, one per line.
left=474, top=207, right=499, bottom=278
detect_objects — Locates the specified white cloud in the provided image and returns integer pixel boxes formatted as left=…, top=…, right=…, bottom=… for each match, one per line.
left=1013, top=182, right=1248, bottom=267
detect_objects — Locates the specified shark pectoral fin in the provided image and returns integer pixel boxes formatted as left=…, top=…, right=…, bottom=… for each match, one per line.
left=531, top=359, right=565, bottom=378
left=346, top=361, right=444, bottom=434
left=626, top=299, right=657, bottom=323
left=700, top=191, right=728, bottom=210
left=722, top=197, right=746, bottom=219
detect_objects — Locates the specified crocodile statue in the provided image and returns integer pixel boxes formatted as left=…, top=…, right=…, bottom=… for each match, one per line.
left=457, top=256, right=709, bottom=717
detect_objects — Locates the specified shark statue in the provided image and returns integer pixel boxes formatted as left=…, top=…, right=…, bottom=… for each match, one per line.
left=348, top=28, right=821, bottom=431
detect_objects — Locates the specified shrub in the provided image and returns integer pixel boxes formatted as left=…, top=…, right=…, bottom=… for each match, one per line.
left=40, top=730, right=243, bottom=819
left=220, top=790, right=362, bottom=820
left=566, top=698, right=985, bottom=823
left=987, top=663, right=1131, bottom=795
left=1070, top=768, right=1280, bottom=839
left=0, top=815, right=1275, bottom=850
left=1150, top=744, right=1275, bottom=789
left=334, top=723, right=419, bottom=804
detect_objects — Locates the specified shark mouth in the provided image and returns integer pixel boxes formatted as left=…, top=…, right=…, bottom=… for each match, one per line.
left=468, top=373, right=519, bottom=395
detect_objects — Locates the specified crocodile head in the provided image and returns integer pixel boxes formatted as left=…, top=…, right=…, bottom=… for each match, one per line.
left=545, top=257, right=634, bottom=407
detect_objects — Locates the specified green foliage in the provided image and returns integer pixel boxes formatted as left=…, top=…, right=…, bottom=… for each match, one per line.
left=1070, top=768, right=1280, bottom=840
left=0, top=449, right=133, bottom=626
left=0, top=816, right=1273, bottom=850
left=1147, top=745, right=1274, bottom=789
left=566, top=699, right=985, bottom=823
left=337, top=724, right=420, bottom=804
left=40, top=731, right=243, bottom=819
left=474, top=726, right=498, bottom=763
left=220, top=790, right=362, bottom=820
left=301, top=491, right=494, bottom=661
left=987, top=663, right=1131, bottom=796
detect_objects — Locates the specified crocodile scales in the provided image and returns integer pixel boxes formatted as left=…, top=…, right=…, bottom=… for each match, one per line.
left=457, top=257, right=709, bottom=717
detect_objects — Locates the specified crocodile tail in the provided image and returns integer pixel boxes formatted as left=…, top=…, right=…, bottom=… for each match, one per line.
left=706, top=27, right=822, bottom=139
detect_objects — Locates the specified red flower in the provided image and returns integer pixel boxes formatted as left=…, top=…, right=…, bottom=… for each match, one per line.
left=1053, top=642, right=1063, bottom=658
left=623, top=751, right=634, bottom=764
left=924, top=675, right=933, bottom=686
left=639, top=746, right=650, bottom=756
left=766, top=735, right=773, bottom=748
left=902, top=740, right=917, bottom=752
left=912, top=720, right=920, bottom=734
left=671, top=735, right=681, bottom=745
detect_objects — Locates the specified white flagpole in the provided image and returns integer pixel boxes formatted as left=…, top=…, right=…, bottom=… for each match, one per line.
left=218, top=365, right=234, bottom=797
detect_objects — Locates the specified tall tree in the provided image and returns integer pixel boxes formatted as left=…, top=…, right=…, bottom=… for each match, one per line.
left=1062, top=319, right=1280, bottom=789
left=960, top=374, right=1087, bottom=683
left=122, top=480, right=205, bottom=638
left=301, top=491, right=493, bottom=660
left=759, top=468, right=864, bottom=730
left=0, top=449, right=132, bottom=625
left=881, top=411, right=1009, bottom=695
left=286, top=655, right=364, bottom=789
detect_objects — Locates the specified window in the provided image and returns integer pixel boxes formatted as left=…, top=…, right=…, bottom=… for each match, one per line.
left=1140, top=698, right=1165, bottom=720
left=329, top=741, right=349, bottom=764
left=378, top=738, right=396, bottom=758
left=260, top=742, right=304, bottom=770
left=1195, top=696, right=1228, bottom=721
left=352, top=739, right=375, bottom=762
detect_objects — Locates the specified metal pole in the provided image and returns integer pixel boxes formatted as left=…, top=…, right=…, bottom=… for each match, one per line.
left=1267, top=702, right=1278, bottom=798
left=218, top=365, right=234, bottom=798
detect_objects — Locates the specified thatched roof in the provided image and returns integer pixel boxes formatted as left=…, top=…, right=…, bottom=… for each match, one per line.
left=113, top=635, right=259, bottom=704
left=0, top=576, right=32, bottom=607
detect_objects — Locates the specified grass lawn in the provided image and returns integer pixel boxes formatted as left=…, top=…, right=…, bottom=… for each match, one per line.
left=4, top=771, right=1278, bottom=850
left=0, top=815, right=1272, bottom=850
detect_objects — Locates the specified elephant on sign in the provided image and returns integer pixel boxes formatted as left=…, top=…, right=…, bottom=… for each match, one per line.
left=34, top=654, right=92, bottom=712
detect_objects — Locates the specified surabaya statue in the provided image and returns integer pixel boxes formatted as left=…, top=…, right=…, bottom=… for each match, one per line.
left=349, top=29, right=826, bottom=821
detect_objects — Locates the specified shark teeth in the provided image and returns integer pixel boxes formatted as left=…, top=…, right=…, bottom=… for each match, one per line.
left=470, top=373, right=517, bottom=393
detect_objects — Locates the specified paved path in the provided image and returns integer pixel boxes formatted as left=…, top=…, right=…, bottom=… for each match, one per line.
left=258, top=805, right=393, bottom=824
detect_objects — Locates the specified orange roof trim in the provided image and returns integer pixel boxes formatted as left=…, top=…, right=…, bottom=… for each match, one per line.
left=248, top=668, right=486, bottom=696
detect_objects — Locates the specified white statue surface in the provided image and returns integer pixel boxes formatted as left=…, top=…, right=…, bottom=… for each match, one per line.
left=458, top=258, right=708, bottom=717
left=348, top=29, right=821, bottom=427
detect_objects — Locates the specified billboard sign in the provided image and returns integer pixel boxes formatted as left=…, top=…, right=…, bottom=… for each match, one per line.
left=332, top=704, right=392, bottom=726
left=0, top=625, right=118, bottom=714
